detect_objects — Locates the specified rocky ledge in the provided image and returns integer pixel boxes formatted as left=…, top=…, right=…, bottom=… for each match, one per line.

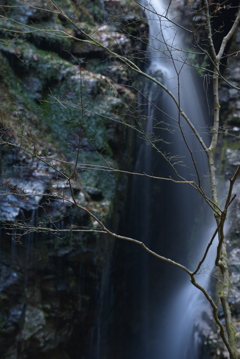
left=0, top=1, right=145, bottom=358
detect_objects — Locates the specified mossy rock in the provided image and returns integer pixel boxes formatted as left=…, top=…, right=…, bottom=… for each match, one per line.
left=3, top=0, right=99, bottom=26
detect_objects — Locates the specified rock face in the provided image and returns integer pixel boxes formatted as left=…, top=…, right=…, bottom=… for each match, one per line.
left=0, top=1, right=146, bottom=358
left=201, top=18, right=240, bottom=359
left=219, top=26, right=240, bottom=129
left=218, top=22, right=240, bottom=358
left=0, top=229, right=110, bottom=359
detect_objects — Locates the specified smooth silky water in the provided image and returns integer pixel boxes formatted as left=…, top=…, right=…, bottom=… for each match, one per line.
left=128, top=1, right=217, bottom=358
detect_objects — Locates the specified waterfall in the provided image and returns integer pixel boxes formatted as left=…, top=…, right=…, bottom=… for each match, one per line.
left=125, top=0, right=217, bottom=358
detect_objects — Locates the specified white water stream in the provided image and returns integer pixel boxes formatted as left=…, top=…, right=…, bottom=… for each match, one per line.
left=137, top=1, right=217, bottom=358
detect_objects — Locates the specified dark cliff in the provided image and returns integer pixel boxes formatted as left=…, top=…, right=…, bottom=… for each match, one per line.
left=0, top=1, right=146, bottom=358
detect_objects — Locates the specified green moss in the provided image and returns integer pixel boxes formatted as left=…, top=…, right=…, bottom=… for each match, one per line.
left=0, top=39, right=71, bottom=84
left=5, top=0, right=98, bottom=28
left=0, top=3, right=135, bottom=225
left=0, top=36, right=132, bottom=160
left=79, top=151, right=117, bottom=200
left=40, top=80, right=115, bottom=153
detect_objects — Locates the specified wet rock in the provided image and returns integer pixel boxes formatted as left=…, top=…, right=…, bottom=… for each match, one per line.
left=229, top=68, right=240, bottom=82
left=73, top=26, right=131, bottom=55
left=229, top=88, right=239, bottom=100
left=1, top=346, right=18, bottom=359
left=28, top=322, right=60, bottom=352
left=84, top=186, right=103, bottom=200
left=0, top=196, right=21, bottom=222
left=225, top=148, right=240, bottom=167
left=9, top=0, right=52, bottom=24
left=101, top=63, right=129, bottom=83
left=22, top=77, right=43, bottom=100
left=0, top=0, right=138, bottom=358
left=22, top=305, right=46, bottom=340
left=0, top=265, right=20, bottom=292
left=8, top=306, right=23, bottom=326
left=219, top=86, right=229, bottom=104
left=51, top=179, right=81, bottom=191
left=0, top=180, right=46, bottom=222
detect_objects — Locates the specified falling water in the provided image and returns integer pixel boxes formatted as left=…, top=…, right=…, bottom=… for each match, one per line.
left=127, top=0, right=216, bottom=358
